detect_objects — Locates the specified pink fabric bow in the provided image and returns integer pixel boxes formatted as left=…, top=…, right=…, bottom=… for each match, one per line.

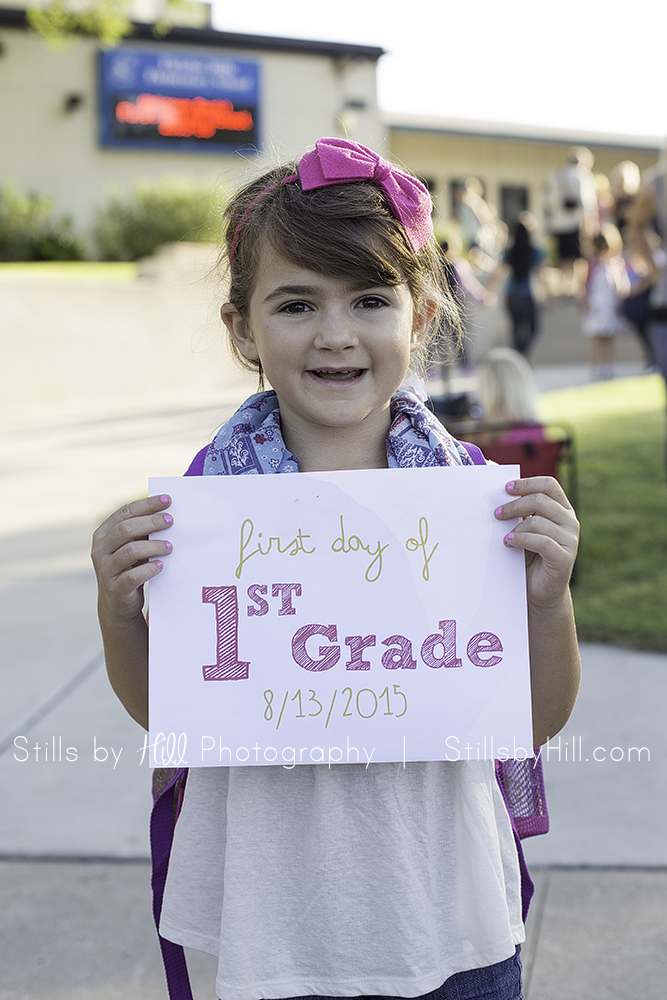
left=298, top=138, right=434, bottom=251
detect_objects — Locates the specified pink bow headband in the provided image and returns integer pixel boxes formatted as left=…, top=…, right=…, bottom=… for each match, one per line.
left=229, top=137, right=434, bottom=265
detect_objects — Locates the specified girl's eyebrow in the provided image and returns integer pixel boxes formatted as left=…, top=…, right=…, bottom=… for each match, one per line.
left=262, top=284, right=320, bottom=303
left=263, top=281, right=394, bottom=304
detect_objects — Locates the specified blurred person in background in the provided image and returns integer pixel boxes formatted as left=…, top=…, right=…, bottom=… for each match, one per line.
left=581, top=226, right=630, bottom=380
left=436, top=232, right=497, bottom=375
left=629, top=155, right=667, bottom=468
left=452, top=177, right=507, bottom=270
left=610, top=160, right=642, bottom=238
left=544, top=146, right=599, bottom=296
left=595, top=172, right=615, bottom=228
left=620, top=251, right=656, bottom=369
left=489, top=212, right=546, bottom=357
left=611, top=160, right=656, bottom=369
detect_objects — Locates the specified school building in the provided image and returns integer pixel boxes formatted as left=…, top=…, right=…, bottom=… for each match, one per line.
left=0, top=2, right=663, bottom=244
left=0, top=2, right=385, bottom=235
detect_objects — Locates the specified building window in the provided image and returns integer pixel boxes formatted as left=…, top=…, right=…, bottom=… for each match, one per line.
left=500, top=185, right=529, bottom=231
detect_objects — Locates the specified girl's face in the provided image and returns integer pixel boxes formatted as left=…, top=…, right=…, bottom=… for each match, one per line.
left=222, top=249, right=431, bottom=452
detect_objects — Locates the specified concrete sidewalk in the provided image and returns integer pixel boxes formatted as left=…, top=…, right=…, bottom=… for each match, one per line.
left=1, top=370, right=666, bottom=999
left=2, top=860, right=664, bottom=1000
left=2, top=637, right=665, bottom=999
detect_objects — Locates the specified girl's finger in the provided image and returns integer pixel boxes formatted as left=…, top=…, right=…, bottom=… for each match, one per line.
left=505, top=528, right=573, bottom=563
left=502, top=516, right=576, bottom=552
left=103, top=537, right=173, bottom=582
left=110, top=510, right=174, bottom=547
left=106, top=555, right=167, bottom=597
left=93, top=508, right=174, bottom=564
left=94, top=494, right=172, bottom=541
left=494, top=492, right=578, bottom=530
left=504, top=476, right=573, bottom=511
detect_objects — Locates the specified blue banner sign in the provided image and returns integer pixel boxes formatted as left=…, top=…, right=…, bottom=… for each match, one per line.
left=99, top=49, right=260, bottom=152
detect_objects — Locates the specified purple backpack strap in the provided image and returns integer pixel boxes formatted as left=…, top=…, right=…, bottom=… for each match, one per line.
left=460, top=440, right=486, bottom=465
left=185, top=445, right=208, bottom=477
left=506, top=817, right=534, bottom=925
left=149, top=451, right=209, bottom=999
left=151, top=768, right=193, bottom=999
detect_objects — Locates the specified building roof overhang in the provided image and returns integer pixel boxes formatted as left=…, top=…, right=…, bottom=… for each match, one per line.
left=0, top=7, right=384, bottom=60
left=386, top=111, right=665, bottom=153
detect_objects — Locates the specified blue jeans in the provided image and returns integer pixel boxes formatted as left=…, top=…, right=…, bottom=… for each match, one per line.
left=648, top=320, right=667, bottom=473
left=282, top=945, right=523, bottom=1000
left=648, top=320, right=667, bottom=383
left=506, top=291, right=538, bottom=356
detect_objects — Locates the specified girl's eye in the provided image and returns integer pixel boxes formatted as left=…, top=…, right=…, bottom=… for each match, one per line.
left=357, top=295, right=387, bottom=309
left=280, top=300, right=311, bottom=314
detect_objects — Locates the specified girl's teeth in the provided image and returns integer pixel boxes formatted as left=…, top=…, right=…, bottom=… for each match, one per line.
left=315, top=369, right=361, bottom=379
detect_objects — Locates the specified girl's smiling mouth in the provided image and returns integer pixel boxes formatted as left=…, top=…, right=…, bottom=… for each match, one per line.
left=309, top=368, right=366, bottom=381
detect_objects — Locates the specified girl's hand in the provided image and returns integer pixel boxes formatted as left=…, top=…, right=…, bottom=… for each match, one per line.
left=494, top=477, right=579, bottom=610
left=91, top=494, right=174, bottom=624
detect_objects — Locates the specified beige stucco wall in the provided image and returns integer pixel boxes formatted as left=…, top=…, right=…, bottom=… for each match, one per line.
left=389, top=129, right=661, bottom=235
left=0, top=27, right=382, bottom=242
left=0, top=243, right=645, bottom=426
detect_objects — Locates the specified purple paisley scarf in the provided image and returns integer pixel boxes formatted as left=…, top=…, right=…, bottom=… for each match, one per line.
left=202, top=389, right=476, bottom=476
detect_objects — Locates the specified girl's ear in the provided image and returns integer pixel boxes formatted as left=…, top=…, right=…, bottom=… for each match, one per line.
left=221, top=303, right=259, bottom=361
left=410, top=299, right=437, bottom=353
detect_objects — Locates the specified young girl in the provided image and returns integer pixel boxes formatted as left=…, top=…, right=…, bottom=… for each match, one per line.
left=92, top=138, right=580, bottom=1000
left=582, top=228, right=630, bottom=380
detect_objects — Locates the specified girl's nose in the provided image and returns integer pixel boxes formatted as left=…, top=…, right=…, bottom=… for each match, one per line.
left=312, top=311, right=358, bottom=350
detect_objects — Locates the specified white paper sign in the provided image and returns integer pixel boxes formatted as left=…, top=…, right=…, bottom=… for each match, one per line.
left=148, top=466, right=533, bottom=768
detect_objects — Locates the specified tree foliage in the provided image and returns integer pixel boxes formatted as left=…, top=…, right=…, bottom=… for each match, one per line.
left=27, top=0, right=135, bottom=47
left=27, top=0, right=210, bottom=46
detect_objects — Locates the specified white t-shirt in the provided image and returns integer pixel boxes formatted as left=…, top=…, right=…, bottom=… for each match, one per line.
left=160, top=760, right=524, bottom=1000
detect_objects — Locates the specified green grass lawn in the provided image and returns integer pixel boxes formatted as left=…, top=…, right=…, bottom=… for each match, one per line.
left=540, top=375, right=667, bottom=650
left=0, top=261, right=138, bottom=281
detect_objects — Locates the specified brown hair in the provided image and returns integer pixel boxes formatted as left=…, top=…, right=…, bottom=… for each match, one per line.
left=221, top=161, right=461, bottom=382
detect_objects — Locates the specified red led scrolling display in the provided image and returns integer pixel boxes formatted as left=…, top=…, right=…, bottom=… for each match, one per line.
left=114, top=93, right=255, bottom=140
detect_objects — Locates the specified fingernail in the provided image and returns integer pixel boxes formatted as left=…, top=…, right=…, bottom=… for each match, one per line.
left=160, top=495, right=170, bottom=505
left=163, top=513, right=173, bottom=526
left=155, top=560, right=164, bottom=570
left=164, top=540, right=172, bottom=551
left=505, top=481, right=515, bottom=493
left=494, top=506, right=503, bottom=518
left=504, top=533, right=515, bottom=545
